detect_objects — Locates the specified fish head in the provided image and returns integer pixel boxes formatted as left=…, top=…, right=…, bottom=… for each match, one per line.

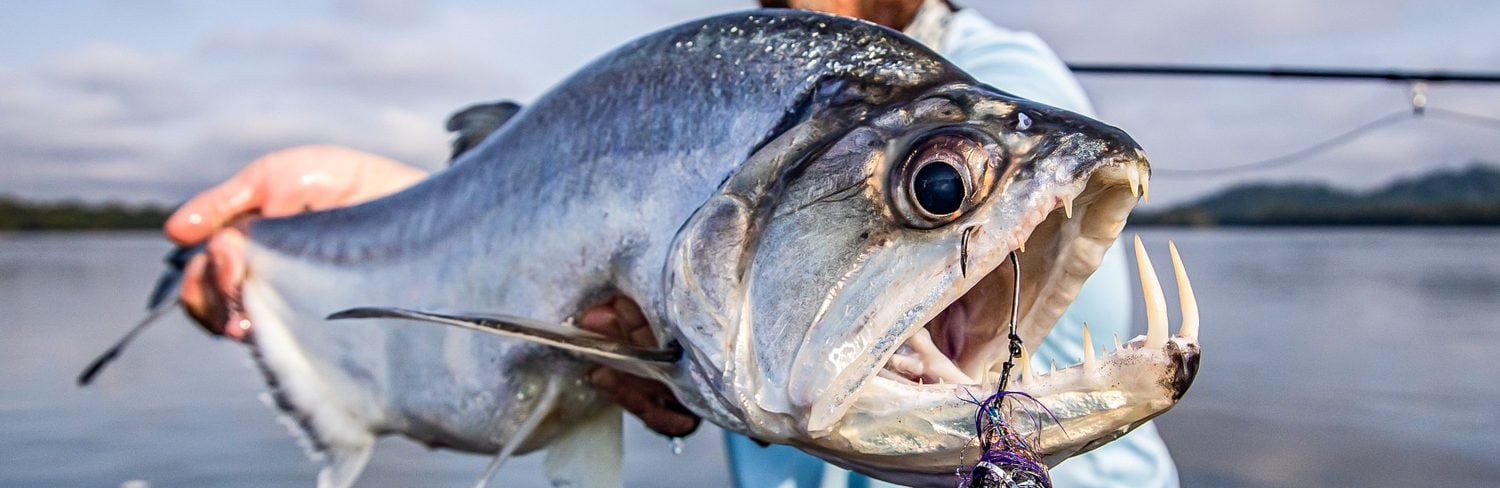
left=665, top=80, right=1199, bottom=485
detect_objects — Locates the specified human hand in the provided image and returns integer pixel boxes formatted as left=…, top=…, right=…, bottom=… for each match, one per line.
left=579, top=296, right=702, bottom=438
left=164, top=145, right=428, bottom=339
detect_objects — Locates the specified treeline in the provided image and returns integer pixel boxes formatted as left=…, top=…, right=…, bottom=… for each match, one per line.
left=8, top=163, right=1500, bottom=230
left=0, top=196, right=171, bottom=231
left=1133, top=163, right=1500, bottom=226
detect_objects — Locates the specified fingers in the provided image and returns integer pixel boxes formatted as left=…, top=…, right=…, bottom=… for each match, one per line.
left=207, top=229, right=247, bottom=305
left=579, top=303, right=623, bottom=338
left=164, top=163, right=264, bottom=246
left=179, top=254, right=214, bottom=329
left=579, top=297, right=655, bottom=346
left=177, top=229, right=250, bottom=342
left=589, top=367, right=700, bottom=437
left=611, top=297, right=656, bottom=347
left=578, top=296, right=699, bottom=437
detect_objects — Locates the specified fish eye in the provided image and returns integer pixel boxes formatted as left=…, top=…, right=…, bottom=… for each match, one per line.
left=913, top=161, right=964, bottom=215
left=891, top=132, right=993, bottom=228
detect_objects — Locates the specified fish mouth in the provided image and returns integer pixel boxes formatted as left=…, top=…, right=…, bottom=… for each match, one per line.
left=799, top=159, right=1201, bottom=480
left=878, top=163, right=1148, bottom=389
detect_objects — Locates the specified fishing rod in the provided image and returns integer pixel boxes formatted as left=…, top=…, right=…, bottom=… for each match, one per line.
left=1067, top=63, right=1500, bottom=84
left=1065, top=63, right=1500, bottom=176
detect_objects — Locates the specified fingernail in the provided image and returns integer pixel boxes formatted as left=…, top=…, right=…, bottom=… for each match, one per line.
left=226, top=308, right=252, bottom=342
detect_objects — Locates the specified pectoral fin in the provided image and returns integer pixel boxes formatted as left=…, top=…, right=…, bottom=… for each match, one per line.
left=78, top=244, right=203, bottom=386
left=317, top=441, right=373, bottom=488
left=326, top=307, right=680, bottom=382
left=544, top=404, right=624, bottom=488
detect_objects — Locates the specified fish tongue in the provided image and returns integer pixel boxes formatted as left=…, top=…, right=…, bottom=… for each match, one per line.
left=905, top=327, right=975, bottom=385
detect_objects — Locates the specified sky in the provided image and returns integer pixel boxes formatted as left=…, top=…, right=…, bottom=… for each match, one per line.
left=1, top=0, right=1498, bottom=206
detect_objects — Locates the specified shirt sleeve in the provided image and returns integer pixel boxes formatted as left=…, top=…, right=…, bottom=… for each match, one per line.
left=940, top=9, right=1096, bottom=117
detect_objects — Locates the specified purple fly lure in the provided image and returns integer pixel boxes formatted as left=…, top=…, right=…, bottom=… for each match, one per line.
left=958, top=252, right=1053, bottom=488
left=958, top=391, right=1052, bottom=488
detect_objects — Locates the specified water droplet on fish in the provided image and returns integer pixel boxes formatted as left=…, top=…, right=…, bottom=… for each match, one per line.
left=669, top=437, right=684, bottom=455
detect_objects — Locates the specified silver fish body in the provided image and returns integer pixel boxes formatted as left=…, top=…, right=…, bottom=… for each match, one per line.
left=236, top=10, right=1200, bottom=487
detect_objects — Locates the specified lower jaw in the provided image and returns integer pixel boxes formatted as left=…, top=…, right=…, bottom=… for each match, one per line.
left=799, top=335, right=1199, bottom=484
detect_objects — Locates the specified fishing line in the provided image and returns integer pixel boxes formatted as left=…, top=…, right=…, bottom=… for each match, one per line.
left=1151, top=109, right=1414, bottom=177
left=1149, top=105, right=1500, bottom=177
left=1424, top=107, right=1500, bottom=133
left=960, top=250, right=1056, bottom=488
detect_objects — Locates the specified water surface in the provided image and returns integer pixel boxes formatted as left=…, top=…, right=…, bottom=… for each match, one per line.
left=1, top=229, right=1496, bottom=486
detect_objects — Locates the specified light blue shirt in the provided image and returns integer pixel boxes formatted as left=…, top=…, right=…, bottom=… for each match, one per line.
left=725, top=7, right=1179, bottom=488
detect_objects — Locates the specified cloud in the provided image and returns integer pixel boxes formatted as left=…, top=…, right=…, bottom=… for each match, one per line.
left=3, top=0, right=1498, bottom=206
left=50, top=42, right=169, bottom=93
left=331, top=0, right=436, bottom=27
left=969, top=0, right=1500, bottom=203
left=199, top=19, right=518, bottom=105
left=45, top=42, right=196, bottom=123
left=183, top=105, right=448, bottom=173
left=0, top=57, right=164, bottom=162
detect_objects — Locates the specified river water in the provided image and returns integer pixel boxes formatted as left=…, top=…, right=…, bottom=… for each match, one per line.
left=2, top=229, right=1497, bottom=487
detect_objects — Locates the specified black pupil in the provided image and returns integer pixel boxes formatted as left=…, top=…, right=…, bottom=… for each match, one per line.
left=913, top=161, right=964, bottom=215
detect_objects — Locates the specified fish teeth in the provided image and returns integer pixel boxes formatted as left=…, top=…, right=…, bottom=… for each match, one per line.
left=1081, top=323, right=1095, bottom=366
left=1134, top=235, right=1169, bottom=348
left=1062, top=196, right=1074, bottom=219
left=1127, top=167, right=1141, bottom=198
left=1114, top=334, right=1122, bottom=351
left=1019, top=345, right=1034, bottom=384
left=1170, top=241, right=1199, bottom=340
left=1140, top=170, right=1152, bottom=203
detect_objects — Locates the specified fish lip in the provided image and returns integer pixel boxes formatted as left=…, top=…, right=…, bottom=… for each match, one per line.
left=804, top=158, right=1148, bottom=434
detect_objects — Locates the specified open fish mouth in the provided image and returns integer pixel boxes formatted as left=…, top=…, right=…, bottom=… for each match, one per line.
left=800, top=158, right=1201, bottom=478
left=880, top=162, right=1168, bottom=388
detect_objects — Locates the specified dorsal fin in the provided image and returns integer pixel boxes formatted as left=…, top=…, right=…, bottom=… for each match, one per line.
left=445, top=101, right=522, bottom=161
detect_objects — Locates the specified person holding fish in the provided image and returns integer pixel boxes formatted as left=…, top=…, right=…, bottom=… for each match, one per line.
left=164, top=1, right=1179, bottom=486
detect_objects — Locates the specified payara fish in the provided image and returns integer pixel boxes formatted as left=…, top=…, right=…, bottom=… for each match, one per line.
left=122, top=10, right=1204, bottom=488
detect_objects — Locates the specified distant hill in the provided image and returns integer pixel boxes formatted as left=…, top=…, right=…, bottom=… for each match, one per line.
left=0, top=196, right=171, bottom=231
left=1133, top=163, right=1500, bottom=226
